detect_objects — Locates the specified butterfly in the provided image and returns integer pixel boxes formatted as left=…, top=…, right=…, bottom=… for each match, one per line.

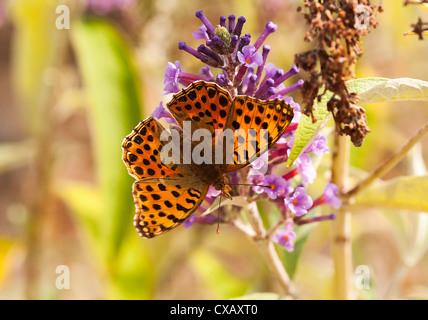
left=122, top=80, right=294, bottom=238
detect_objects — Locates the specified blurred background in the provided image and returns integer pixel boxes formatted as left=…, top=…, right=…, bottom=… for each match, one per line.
left=0, top=0, right=427, bottom=299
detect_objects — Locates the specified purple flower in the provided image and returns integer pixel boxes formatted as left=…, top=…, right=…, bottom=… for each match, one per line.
left=272, top=221, right=296, bottom=252
left=284, top=187, right=313, bottom=217
left=193, top=25, right=209, bottom=40
left=253, top=21, right=277, bottom=50
left=306, top=134, right=329, bottom=155
left=152, top=102, right=176, bottom=124
left=281, top=96, right=301, bottom=124
left=248, top=170, right=265, bottom=194
left=324, top=183, right=341, bottom=208
left=312, top=183, right=342, bottom=209
left=184, top=213, right=218, bottom=229
left=294, top=152, right=317, bottom=184
left=199, top=66, right=214, bottom=78
left=176, top=10, right=302, bottom=101
left=263, top=63, right=280, bottom=82
left=237, top=45, right=263, bottom=68
left=207, top=186, right=222, bottom=198
left=250, top=152, right=268, bottom=175
left=163, top=61, right=182, bottom=94
left=262, top=174, right=291, bottom=200
left=296, top=213, right=337, bottom=226
left=284, top=131, right=295, bottom=149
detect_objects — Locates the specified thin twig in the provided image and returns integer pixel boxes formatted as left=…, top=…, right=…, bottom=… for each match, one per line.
left=266, top=212, right=286, bottom=239
left=230, top=218, right=256, bottom=238
left=344, top=122, right=428, bottom=199
left=245, top=202, right=296, bottom=297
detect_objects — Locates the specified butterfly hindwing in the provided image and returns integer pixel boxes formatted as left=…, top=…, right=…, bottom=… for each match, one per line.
left=132, top=177, right=209, bottom=238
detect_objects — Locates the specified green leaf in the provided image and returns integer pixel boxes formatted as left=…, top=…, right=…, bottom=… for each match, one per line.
left=71, top=18, right=143, bottom=262
left=280, top=223, right=315, bottom=279
left=286, top=92, right=331, bottom=167
left=287, top=77, right=391, bottom=166
left=346, top=77, right=389, bottom=95
left=353, top=175, right=428, bottom=212
left=9, top=0, right=62, bottom=132
left=56, top=183, right=107, bottom=259
left=357, top=78, right=428, bottom=105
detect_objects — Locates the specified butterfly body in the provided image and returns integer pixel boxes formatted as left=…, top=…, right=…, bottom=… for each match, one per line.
left=122, top=81, right=293, bottom=238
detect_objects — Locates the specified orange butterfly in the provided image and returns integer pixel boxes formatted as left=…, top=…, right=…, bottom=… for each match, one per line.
left=122, top=80, right=293, bottom=238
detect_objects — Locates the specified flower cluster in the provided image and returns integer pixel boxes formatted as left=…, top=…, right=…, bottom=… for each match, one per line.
left=154, top=11, right=341, bottom=252
left=163, top=10, right=304, bottom=100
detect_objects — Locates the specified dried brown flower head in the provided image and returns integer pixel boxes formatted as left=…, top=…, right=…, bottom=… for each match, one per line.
left=404, top=1, right=428, bottom=40
left=295, top=0, right=380, bottom=147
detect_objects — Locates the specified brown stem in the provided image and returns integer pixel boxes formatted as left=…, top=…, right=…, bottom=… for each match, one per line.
left=344, top=122, right=428, bottom=199
left=331, top=134, right=353, bottom=300
left=246, top=202, right=296, bottom=297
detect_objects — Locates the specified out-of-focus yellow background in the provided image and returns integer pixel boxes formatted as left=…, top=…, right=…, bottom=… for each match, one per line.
left=0, top=0, right=427, bottom=299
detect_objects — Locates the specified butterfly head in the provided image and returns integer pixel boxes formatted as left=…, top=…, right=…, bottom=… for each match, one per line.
left=222, top=184, right=232, bottom=200
left=212, top=176, right=233, bottom=200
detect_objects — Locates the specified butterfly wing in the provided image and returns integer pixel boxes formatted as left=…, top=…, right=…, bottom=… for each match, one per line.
left=122, top=116, right=185, bottom=179
left=123, top=116, right=211, bottom=238
left=222, top=96, right=294, bottom=172
left=132, top=177, right=209, bottom=238
left=167, top=80, right=232, bottom=135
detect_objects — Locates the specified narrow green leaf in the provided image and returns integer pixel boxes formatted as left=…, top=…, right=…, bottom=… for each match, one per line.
left=353, top=175, right=428, bottom=212
left=346, top=77, right=389, bottom=95
left=71, top=18, right=143, bottom=261
left=358, top=78, right=428, bottom=105
left=280, top=223, right=315, bottom=279
left=9, top=0, right=62, bottom=132
left=56, top=183, right=107, bottom=259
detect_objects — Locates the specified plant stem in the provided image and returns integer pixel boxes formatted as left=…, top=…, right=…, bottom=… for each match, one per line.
left=344, top=122, right=428, bottom=199
left=331, top=133, right=353, bottom=299
left=245, top=202, right=296, bottom=298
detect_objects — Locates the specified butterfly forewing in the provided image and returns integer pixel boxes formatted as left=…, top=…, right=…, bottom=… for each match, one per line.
left=167, top=80, right=232, bottom=135
left=222, top=96, right=294, bottom=172
left=122, top=117, right=184, bottom=179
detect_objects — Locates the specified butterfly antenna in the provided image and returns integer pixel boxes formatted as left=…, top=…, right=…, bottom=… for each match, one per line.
left=229, top=183, right=271, bottom=188
left=217, top=194, right=222, bottom=234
